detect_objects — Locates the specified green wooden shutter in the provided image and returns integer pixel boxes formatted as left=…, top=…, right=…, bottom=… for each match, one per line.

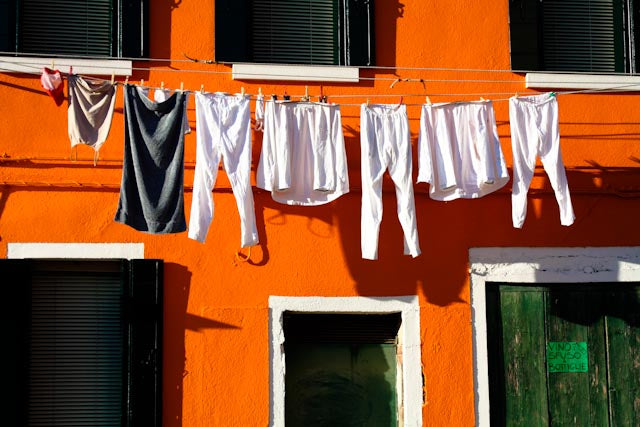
left=19, top=0, right=114, bottom=56
left=215, top=0, right=251, bottom=62
left=508, top=0, right=543, bottom=71
left=343, top=0, right=375, bottom=66
left=27, top=261, right=125, bottom=426
left=0, top=259, right=31, bottom=426
left=125, top=259, right=162, bottom=427
left=251, top=0, right=338, bottom=65
left=118, top=0, right=149, bottom=58
left=542, top=0, right=626, bottom=72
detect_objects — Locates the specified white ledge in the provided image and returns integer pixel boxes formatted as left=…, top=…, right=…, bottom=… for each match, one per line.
left=232, top=63, right=359, bottom=82
left=0, top=56, right=133, bottom=76
left=526, top=72, right=640, bottom=91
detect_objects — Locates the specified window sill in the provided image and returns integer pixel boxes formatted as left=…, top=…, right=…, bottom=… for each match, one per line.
left=526, top=73, right=640, bottom=91
left=0, top=56, right=133, bottom=76
left=232, top=63, right=359, bottom=83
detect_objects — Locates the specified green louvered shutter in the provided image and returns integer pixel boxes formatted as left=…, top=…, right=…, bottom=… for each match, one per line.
left=14, top=0, right=147, bottom=58
left=509, top=0, right=543, bottom=71
left=19, top=0, right=114, bottom=56
left=27, top=261, right=125, bottom=426
left=542, top=0, right=626, bottom=72
left=0, top=260, right=31, bottom=425
left=251, top=0, right=338, bottom=65
left=125, top=259, right=163, bottom=427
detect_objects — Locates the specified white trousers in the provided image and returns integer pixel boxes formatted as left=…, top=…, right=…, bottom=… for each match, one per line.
left=417, top=101, right=509, bottom=200
left=256, top=101, right=349, bottom=205
left=360, top=104, right=421, bottom=260
left=188, top=92, right=259, bottom=247
left=509, top=94, right=575, bottom=228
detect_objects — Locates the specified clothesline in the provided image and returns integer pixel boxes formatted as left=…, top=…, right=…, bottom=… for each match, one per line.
left=3, top=50, right=640, bottom=76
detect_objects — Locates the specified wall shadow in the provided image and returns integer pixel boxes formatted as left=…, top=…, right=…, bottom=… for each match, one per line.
left=163, top=262, right=240, bottom=427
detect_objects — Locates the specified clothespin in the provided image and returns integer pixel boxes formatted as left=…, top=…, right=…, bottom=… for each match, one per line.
left=200, top=84, right=205, bottom=94
left=241, top=86, right=246, bottom=96
left=271, top=94, right=277, bottom=101
left=301, top=85, right=310, bottom=102
left=366, top=98, right=370, bottom=106
left=318, top=85, right=326, bottom=103
left=160, top=81, right=165, bottom=89
left=426, top=96, right=432, bottom=105
left=140, top=78, right=144, bottom=87
left=258, top=87, right=263, bottom=96
left=51, top=59, right=55, bottom=69
left=480, top=97, right=487, bottom=101
left=549, top=92, right=556, bottom=97
left=283, top=90, right=290, bottom=101
left=180, top=82, right=184, bottom=91
left=110, top=71, right=115, bottom=85
left=515, top=92, right=519, bottom=98
left=124, top=76, right=129, bottom=85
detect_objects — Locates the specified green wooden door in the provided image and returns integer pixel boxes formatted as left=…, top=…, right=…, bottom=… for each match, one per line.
left=486, top=283, right=640, bottom=426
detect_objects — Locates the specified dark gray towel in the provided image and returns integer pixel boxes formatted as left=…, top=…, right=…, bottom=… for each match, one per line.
left=114, top=85, right=187, bottom=234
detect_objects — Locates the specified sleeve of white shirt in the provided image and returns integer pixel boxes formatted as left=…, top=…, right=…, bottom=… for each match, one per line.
left=256, top=101, right=275, bottom=191
left=416, top=105, right=434, bottom=184
left=332, top=106, right=349, bottom=192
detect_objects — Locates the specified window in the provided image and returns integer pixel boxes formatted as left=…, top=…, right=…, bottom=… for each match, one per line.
left=215, top=0, right=375, bottom=66
left=284, top=312, right=401, bottom=426
left=1, top=259, right=162, bottom=426
left=269, top=296, right=423, bottom=427
left=0, top=0, right=148, bottom=58
left=509, top=0, right=639, bottom=73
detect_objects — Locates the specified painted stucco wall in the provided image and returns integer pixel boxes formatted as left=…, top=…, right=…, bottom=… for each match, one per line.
left=1, top=1, right=639, bottom=425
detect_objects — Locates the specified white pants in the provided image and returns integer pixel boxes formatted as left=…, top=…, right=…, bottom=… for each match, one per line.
left=417, top=101, right=509, bottom=200
left=188, top=92, right=259, bottom=247
left=360, top=104, right=421, bottom=260
left=510, top=94, right=575, bottom=228
left=256, top=101, right=349, bottom=205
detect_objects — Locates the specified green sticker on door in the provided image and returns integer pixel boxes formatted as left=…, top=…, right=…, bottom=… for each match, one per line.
left=546, top=342, right=588, bottom=372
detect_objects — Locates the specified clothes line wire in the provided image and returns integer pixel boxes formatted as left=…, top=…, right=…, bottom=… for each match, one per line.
left=4, top=50, right=640, bottom=77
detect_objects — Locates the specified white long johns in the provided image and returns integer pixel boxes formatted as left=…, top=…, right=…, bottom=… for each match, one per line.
left=360, top=104, right=421, bottom=260
left=509, top=93, right=575, bottom=228
left=188, top=92, right=259, bottom=247
left=257, top=101, right=349, bottom=205
left=417, top=101, right=509, bottom=200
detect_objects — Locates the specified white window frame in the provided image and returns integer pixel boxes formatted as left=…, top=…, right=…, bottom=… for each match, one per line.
left=526, top=72, right=640, bottom=91
left=469, top=246, right=640, bottom=427
left=7, top=242, right=144, bottom=259
left=0, top=57, right=132, bottom=76
left=269, top=295, right=422, bottom=427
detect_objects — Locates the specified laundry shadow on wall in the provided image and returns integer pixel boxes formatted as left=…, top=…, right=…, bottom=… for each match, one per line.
left=163, top=262, right=240, bottom=427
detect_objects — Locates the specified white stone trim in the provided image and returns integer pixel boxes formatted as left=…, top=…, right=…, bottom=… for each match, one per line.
left=469, top=247, right=640, bottom=427
left=232, top=63, right=359, bottom=82
left=268, top=296, right=422, bottom=427
left=7, top=243, right=144, bottom=259
left=0, top=56, right=133, bottom=76
left=526, top=73, right=640, bottom=91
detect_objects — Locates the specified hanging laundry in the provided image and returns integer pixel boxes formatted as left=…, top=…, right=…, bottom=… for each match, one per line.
left=114, top=85, right=188, bottom=234
left=417, top=100, right=509, bottom=200
left=67, top=74, right=117, bottom=158
left=360, top=103, right=420, bottom=260
left=153, top=87, right=191, bottom=134
left=256, top=100, right=349, bottom=205
left=188, top=92, right=259, bottom=248
left=40, top=67, right=65, bottom=106
left=509, top=93, right=575, bottom=228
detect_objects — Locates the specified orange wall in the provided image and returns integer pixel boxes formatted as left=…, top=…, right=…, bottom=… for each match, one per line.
left=1, top=1, right=640, bottom=426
